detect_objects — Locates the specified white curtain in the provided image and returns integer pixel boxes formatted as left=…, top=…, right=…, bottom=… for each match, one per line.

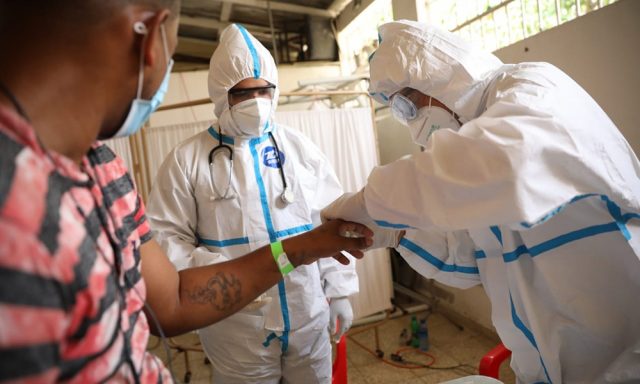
left=144, top=120, right=214, bottom=189
left=276, top=107, right=393, bottom=319
left=104, top=136, right=134, bottom=173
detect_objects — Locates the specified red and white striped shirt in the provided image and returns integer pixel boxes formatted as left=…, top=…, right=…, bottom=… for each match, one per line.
left=0, top=106, right=172, bottom=383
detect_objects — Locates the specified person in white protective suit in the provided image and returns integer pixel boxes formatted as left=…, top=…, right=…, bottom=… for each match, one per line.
left=147, top=24, right=359, bottom=383
left=322, top=21, right=640, bottom=383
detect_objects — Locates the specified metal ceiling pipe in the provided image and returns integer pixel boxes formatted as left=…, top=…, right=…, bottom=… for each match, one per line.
left=266, top=0, right=279, bottom=65
left=328, top=0, right=354, bottom=16
left=219, top=0, right=335, bottom=18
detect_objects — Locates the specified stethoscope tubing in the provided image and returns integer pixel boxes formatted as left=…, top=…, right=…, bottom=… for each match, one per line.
left=208, top=126, right=292, bottom=204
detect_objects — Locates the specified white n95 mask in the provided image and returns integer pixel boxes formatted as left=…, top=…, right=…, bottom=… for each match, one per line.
left=228, top=97, right=273, bottom=137
left=408, top=106, right=461, bottom=146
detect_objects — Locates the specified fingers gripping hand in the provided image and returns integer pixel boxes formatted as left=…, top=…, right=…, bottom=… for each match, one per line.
left=329, top=297, right=353, bottom=342
left=287, top=220, right=373, bottom=267
left=322, top=190, right=404, bottom=250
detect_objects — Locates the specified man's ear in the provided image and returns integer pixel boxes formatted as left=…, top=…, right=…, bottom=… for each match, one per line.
left=140, top=9, right=171, bottom=69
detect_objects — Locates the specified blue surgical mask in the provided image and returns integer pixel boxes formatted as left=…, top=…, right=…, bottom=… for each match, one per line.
left=109, top=23, right=173, bottom=139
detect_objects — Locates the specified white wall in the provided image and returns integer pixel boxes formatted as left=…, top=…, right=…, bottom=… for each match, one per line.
left=375, top=109, right=421, bottom=166
left=495, top=0, right=640, bottom=154
left=379, top=0, right=640, bottom=332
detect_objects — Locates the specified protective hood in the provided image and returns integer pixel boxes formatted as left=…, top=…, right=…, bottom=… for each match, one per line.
left=208, top=24, right=280, bottom=119
left=369, top=20, right=503, bottom=122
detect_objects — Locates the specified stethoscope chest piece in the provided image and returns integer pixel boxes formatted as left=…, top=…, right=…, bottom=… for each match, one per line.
left=281, top=188, right=295, bottom=205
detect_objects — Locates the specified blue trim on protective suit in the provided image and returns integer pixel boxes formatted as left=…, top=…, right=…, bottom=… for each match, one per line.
left=375, top=220, right=412, bottom=229
left=503, top=222, right=621, bottom=263
left=275, top=224, right=313, bottom=239
left=249, top=138, right=291, bottom=353
left=236, top=24, right=261, bottom=78
left=504, top=194, right=640, bottom=262
left=521, top=194, right=594, bottom=228
left=602, top=195, right=631, bottom=240
left=262, top=332, right=278, bottom=347
left=208, top=125, right=272, bottom=145
left=494, top=194, right=638, bottom=382
left=399, top=238, right=479, bottom=274
left=474, top=250, right=487, bottom=259
left=509, top=293, right=553, bottom=383
left=208, top=126, right=235, bottom=145
left=623, top=212, right=640, bottom=223
left=490, top=226, right=502, bottom=245
left=198, top=236, right=250, bottom=247
left=263, top=118, right=273, bottom=134
left=249, top=140, right=276, bottom=242
left=277, top=280, right=290, bottom=352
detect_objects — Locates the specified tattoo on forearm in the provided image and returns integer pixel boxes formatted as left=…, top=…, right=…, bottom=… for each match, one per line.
left=186, top=272, right=242, bottom=311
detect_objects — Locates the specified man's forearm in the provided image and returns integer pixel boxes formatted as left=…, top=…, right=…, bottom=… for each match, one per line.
left=157, top=236, right=309, bottom=336
left=173, top=245, right=279, bottom=333
left=142, top=220, right=371, bottom=337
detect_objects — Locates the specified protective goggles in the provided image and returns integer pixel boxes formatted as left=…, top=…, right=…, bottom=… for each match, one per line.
left=228, top=84, right=276, bottom=102
left=389, top=88, right=432, bottom=125
left=389, top=93, right=417, bottom=125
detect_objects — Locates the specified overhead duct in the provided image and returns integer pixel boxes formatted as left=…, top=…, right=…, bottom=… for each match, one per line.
left=306, top=15, right=338, bottom=61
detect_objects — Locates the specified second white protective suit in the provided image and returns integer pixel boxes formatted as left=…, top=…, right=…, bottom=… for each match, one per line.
left=148, top=24, right=358, bottom=383
left=324, top=21, right=640, bottom=383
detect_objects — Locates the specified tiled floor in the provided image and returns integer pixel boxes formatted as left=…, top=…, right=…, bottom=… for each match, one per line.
left=147, top=311, right=516, bottom=384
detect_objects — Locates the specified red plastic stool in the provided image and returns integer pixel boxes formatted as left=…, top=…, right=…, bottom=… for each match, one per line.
left=479, top=343, right=512, bottom=379
left=332, top=335, right=348, bottom=384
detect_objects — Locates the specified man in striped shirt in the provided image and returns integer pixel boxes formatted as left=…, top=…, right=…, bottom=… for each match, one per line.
left=0, top=1, right=372, bottom=382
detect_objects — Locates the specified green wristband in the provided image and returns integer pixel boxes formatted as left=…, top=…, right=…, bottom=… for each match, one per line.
left=270, top=241, right=294, bottom=276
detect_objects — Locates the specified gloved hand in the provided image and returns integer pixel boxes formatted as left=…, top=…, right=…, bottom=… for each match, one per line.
left=322, top=189, right=404, bottom=250
left=321, top=189, right=370, bottom=226
left=329, top=297, right=353, bottom=342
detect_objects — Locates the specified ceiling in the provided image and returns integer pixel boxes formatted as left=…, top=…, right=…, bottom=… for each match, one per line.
left=174, top=0, right=359, bottom=71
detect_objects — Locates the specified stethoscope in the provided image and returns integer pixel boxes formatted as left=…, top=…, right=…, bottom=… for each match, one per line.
left=208, top=126, right=295, bottom=205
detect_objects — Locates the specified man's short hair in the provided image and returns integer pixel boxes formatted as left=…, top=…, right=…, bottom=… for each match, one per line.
left=1, top=0, right=180, bottom=32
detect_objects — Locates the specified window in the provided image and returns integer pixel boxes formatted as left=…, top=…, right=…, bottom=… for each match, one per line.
left=425, top=0, right=619, bottom=51
left=337, top=0, right=393, bottom=74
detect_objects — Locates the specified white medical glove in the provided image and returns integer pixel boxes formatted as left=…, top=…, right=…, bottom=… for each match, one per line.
left=329, top=297, right=353, bottom=342
left=322, top=189, right=404, bottom=250
left=321, top=189, right=369, bottom=224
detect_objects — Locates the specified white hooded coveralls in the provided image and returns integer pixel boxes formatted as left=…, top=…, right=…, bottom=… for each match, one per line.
left=366, top=21, right=640, bottom=383
left=147, top=24, right=358, bottom=383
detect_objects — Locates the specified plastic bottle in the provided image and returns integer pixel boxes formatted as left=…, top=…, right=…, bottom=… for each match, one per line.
left=410, top=315, right=420, bottom=348
left=418, top=319, right=429, bottom=351
left=399, top=328, right=409, bottom=346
